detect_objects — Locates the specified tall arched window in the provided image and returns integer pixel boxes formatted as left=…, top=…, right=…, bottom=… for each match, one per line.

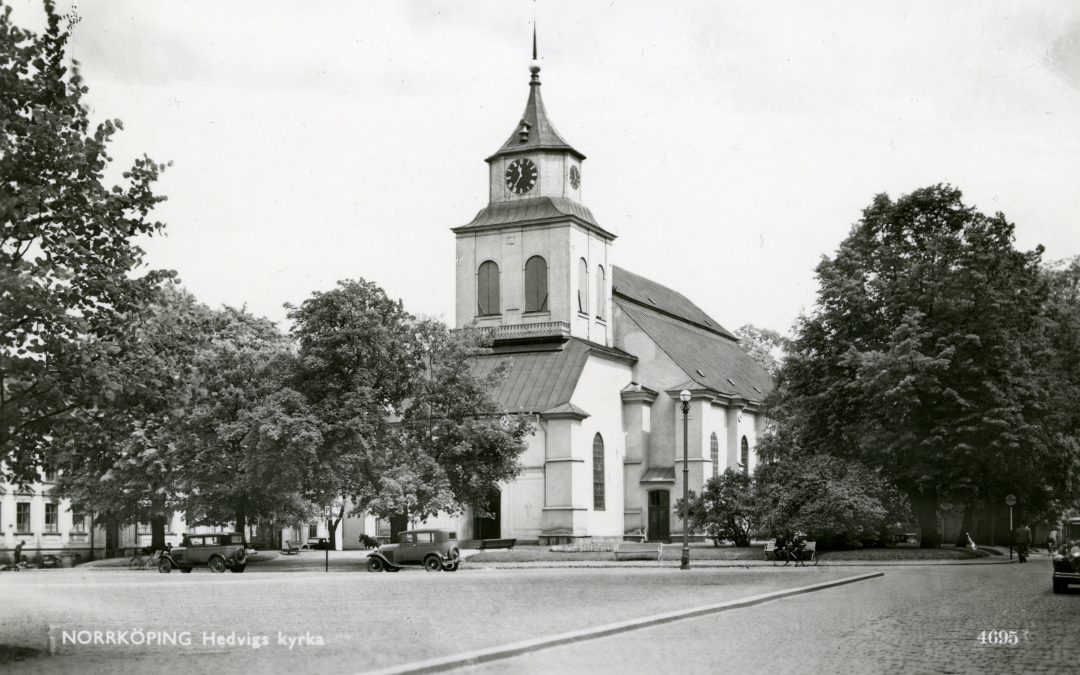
left=577, top=257, right=589, bottom=314
left=592, top=433, right=605, bottom=511
left=524, top=255, right=548, bottom=312
left=476, top=260, right=500, bottom=316
left=741, top=436, right=750, bottom=476
left=710, top=432, right=719, bottom=478
left=595, top=264, right=606, bottom=319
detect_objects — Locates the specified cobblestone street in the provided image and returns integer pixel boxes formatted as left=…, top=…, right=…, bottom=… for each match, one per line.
left=463, top=556, right=1077, bottom=674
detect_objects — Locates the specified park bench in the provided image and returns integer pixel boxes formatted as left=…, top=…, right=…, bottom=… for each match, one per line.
left=280, top=540, right=302, bottom=555
left=614, top=541, right=663, bottom=561
left=477, top=538, right=516, bottom=550
left=764, top=539, right=818, bottom=565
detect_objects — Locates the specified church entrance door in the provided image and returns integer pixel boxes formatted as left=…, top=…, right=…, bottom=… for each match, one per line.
left=648, top=490, right=670, bottom=542
left=389, top=514, right=409, bottom=541
left=472, top=489, right=501, bottom=539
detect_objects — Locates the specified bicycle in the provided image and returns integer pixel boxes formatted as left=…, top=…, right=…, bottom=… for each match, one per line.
left=128, top=548, right=161, bottom=571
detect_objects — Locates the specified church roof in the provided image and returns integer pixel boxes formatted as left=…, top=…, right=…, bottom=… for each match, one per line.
left=614, top=282, right=773, bottom=404
left=470, top=337, right=630, bottom=415
left=612, top=267, right=736, bottom=340
left=487, top=62, right=584, bottom=163
left=455, top=196, right=611, bottom=238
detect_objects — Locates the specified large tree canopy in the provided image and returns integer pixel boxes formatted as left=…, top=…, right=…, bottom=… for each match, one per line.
left=286, top=279, right=531, bottom=536
left=1, top=0, right=171, bottom=482
left=773, top=185, right=1074, bottom=545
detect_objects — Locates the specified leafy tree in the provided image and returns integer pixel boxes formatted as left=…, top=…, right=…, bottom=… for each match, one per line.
left=1, top=0, right=171, bottom=482
left=175, top=307, right=313, bottom=535
left=734, top=324, right=786, bottom=377
left=53, top=286, right=209, bottom=551
left=364, top=319, right=531, bottom=522
left=677, top=469, right=757, bottom=546
left=287, top=279, right=531, bottom=539
left=753, top=453, right=908, bottom=547
left=776, top=185, right=1063, bottom=546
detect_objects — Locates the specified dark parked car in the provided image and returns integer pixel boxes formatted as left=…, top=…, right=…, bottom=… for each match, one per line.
left=366, top=529, right=460, bottom=572
left=306, top=537, right=334, bottom=551
left=1052, top=517, right=1080, bottom=594
left=158, top=533, right=247, bottom=574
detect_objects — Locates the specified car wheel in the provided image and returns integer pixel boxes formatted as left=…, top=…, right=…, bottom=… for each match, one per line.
left=157, top=558, right=172, bottom=574
left=366, top=557, right=384, bottom=573
left=208, top=556, right=227, bottom=573
left=424, top=555, right=443, bottom=572
left=231, top=563, right=246, bottom=573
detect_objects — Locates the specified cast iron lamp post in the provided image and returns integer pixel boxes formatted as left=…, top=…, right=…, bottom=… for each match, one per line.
left=680, top=389, right=691, bottom=570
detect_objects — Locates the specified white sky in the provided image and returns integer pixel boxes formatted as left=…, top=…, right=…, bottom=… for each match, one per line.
left=11, top=0, right=1080, bottom=336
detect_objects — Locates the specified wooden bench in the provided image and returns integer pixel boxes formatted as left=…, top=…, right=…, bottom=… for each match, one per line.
left=614, top=541, right=663, bottom=561
left=280, top=540, right=302, bottom=555
left=477, top=538, right=516, bottom=550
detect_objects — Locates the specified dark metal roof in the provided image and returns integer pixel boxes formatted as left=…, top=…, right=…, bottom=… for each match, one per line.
left=612, top=267, right=736, bottom=340
left=616, top=299, right=773, bottom=403
left=469, top=338, right=611, bottom=415
left=455, top=197, right=611, bottom=238
left=640, top=467, right=676, bottom=483
left=487, top=70, right=584, bottom=163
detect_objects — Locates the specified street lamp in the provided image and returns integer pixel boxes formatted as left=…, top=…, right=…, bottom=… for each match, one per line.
left=679, top=389, right=691, bottom=570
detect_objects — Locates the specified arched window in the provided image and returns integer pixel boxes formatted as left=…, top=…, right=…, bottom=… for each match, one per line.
left=476, top=260, right=500, bottom=316
left=710, top=432, right=719, bottom=478
left=577, top=257, right=588, bottom=314
left=595, top=264, right=606, bottom=319
left=592, top=433, right=605, bottom=511
left=741, top=436, right=750, bottom=476
left=524, top=255, right=548, bottom=312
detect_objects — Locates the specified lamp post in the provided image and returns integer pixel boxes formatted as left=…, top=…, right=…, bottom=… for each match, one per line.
left=679, top=389, right=691, bottom=570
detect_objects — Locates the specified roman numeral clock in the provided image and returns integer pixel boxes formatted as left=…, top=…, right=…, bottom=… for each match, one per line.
left=505, top=157, right=538, bottom=194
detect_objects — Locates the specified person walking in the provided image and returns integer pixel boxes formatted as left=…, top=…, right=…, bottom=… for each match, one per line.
left=1015, top=523, right=1032, bottom=563
left=13, top=540, right=26, bottom=568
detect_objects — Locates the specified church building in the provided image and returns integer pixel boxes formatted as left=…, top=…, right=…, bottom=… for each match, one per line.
left=440, top=48, right=773, bottom=544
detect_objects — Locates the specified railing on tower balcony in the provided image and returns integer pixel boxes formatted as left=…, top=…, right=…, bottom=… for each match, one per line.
left=473, top=321, right=571, bottom=341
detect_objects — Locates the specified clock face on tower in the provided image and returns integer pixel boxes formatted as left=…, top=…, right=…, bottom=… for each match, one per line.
left=505, top=158, right=538, bottom=195
left=569, top=165, right=580, bottom=190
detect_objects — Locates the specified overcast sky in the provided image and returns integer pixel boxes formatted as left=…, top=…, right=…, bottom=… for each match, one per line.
left=11, top=0, right=1080, bottom=336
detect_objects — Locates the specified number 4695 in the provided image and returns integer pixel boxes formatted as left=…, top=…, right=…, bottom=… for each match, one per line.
left=978, top=630, right=1019, bottom=645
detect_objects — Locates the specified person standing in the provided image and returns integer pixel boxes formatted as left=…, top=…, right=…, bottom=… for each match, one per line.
left=1015, top=523, right=1032, bottom=563
left=14, top=540, right=26, bottom=568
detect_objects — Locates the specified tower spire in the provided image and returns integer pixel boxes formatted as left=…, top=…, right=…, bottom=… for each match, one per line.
left=532, top=23, right=538, bottom=61
left=529, top=22, right=541, bottom=83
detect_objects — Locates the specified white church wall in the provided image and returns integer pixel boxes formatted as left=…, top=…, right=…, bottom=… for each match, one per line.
left=572, top=354, right=632, bottom=538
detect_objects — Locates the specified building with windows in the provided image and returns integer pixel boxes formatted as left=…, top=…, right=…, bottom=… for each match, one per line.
left=347, top=49, right=772, bottom=546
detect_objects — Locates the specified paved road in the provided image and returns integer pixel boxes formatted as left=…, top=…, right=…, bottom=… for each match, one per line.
left=1, top=558, right=1073, bottom=674
left=462, top=556, right=1077, bottom=675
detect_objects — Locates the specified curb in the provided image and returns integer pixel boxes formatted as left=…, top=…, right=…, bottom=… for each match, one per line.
left=359, top=571, right=884, bottom=675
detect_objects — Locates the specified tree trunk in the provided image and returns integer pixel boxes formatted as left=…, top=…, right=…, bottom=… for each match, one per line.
left=955, top=503, right=975, bottom=547
left=910, top=490, right=940, bottom=548
left=150, top=514, right=168, bottom=552
left=235, top=511, right=247, bottom=538
left=326, top=502, right=346, bottom=550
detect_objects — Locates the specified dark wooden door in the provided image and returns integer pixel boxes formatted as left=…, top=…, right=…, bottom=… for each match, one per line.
left=389, top=514, right=409, bottom=541
left=472, top=490, right=501, bottom=539
left=648, top=490, right=670, bottom=542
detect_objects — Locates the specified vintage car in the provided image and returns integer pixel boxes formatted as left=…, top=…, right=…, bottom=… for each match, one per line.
left=1052, top=517, right=1080, bottom=594
left=157, top=532, right=247, bottom=574
left=365, top=529, right=460, bottom=572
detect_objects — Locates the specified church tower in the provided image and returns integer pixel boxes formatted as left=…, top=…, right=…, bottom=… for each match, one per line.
left=453, top=34, right=616, bottom=347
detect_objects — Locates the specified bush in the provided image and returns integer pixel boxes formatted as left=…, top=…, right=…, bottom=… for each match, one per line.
left=754, top=454, right=910, bottom=548
left=677, top=469, right=757, bottom=546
